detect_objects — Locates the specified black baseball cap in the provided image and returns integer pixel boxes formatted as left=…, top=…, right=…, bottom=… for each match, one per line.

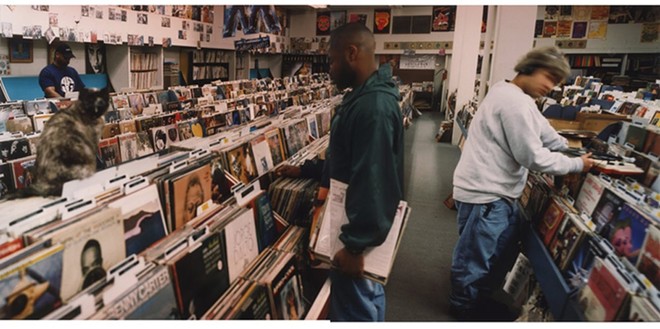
left=55, top=43, right=75, bottom=59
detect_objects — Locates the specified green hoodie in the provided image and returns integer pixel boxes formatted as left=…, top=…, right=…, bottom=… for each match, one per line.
left=329, top=64, right=404, bottom=252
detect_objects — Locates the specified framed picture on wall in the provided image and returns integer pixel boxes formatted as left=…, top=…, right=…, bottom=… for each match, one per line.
left=8, top=38, right=33, bottom=63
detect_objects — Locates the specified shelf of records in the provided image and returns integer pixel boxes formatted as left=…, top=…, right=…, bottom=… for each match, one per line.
left=543, top=75, right=659, bottom=118
left=0, top=168, right=321, bottom=319
left=130, top=52, right=160, bottom=72
left=0, top=73, right=340, bottom=198
left=192, top=65, right=229, bottom=82
left=0, top=93, right=345, bottom=319
left=518, top=170, right=660, bottom=321
left=192, top=49, right=233, bottom=64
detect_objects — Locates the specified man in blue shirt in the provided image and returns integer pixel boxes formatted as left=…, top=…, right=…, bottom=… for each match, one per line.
left=39, top=43, right=85, bottom=98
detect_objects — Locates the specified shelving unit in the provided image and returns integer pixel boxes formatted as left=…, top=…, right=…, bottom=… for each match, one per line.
left=521, top=222, right=586, bottom=321
left=128, top=46, right=163, bottom=90
left=281, top=54, right=329, bottom=77
left=188, top=49, right=233, bottom=85
left=566, top=54, right=624, bottom=85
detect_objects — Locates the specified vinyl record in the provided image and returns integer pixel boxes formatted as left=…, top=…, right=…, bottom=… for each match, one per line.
left=154, top=130, right=167, bottom=151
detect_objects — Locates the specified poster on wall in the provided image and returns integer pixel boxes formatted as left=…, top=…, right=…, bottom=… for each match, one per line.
left=557, top=20, right=572, bottom=38
left=330, top=11, right=346, bottom=32
left=608, top=6, right=632, bottom=24
left=587, top=20, right=607, bottom=39
left=545, top=6, right=559, bottom=20
left=223, top=5, right=249, bottom=38
left=373, top=9, right=391, bottom=34
left=316, top=11, right=331, bottom=35
left=590, top=6, right=610, bottom=21
left=572, top=21, right=588, bottom=39
left=248, top=5, right=281, bottom=34
left=534, top=20, right=544, bottom=37
left=0, top=55, right=11, bottom=76
left=640, top=23, right=659, bottom=43
left=559, top=6, right=573, bottom=20
left=201, top=5, right=214, bottom=24
left=1, top=23, right=12, bottom=38
left=573, top=6, right=591, bottom=21
left=431, top=6, right=455, bottom=32
left=349, top=13, right=367, bottom=25
left=542, top=21, right=557, bottom=38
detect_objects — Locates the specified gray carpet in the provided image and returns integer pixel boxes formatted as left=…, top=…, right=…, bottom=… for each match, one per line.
left=385, top=111, right=462, bottom=321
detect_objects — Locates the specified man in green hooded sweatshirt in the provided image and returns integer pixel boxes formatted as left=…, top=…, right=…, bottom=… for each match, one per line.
left=327, top=22, right=404, bottom=321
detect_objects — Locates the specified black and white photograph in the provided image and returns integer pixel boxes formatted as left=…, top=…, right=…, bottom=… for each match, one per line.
left=137, top=13, right=148, bottom=25
left=161, top=17, right=170, bottom=28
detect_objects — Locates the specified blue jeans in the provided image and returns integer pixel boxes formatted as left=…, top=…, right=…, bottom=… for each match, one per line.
left=329, top=270, right=385, bottom=321
left=449, top=199, right=521, bottom=310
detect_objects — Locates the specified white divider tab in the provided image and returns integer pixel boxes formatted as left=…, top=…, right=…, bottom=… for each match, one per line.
left=124, top=176, right=149, bottom=195
left=104, top=174, right=129, bottom=193
left=62, top=198, right=96, bottom=221
left=102, top=255, right=145, bottom=306
left=163, top=239, right=189, bottom=262
left=234, top=180, right=262, bottom=207
left=169, top=160, right=188, bottom=175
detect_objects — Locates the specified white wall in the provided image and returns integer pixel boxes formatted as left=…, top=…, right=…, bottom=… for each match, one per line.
left=449, top=6, right=484, bottom=144
left=489, top=6, right=537, bottom=85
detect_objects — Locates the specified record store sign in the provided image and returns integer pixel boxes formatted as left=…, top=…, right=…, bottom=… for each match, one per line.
left=234, top=36, right=271, bottom=52
left=399, top=55, right=436, bottom=70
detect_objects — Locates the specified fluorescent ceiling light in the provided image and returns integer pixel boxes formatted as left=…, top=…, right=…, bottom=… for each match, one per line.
left=310, top=5, right=328, bottom=9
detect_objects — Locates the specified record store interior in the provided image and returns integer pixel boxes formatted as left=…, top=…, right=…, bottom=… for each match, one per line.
left=0, top=4, right=659, bottom=323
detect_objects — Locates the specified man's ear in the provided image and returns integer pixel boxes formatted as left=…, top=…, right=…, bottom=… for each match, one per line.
left=346, top=44, right=359, bottom=63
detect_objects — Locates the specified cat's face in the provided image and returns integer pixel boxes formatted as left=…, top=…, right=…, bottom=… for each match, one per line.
left=78, top=87, right=110, bottom=118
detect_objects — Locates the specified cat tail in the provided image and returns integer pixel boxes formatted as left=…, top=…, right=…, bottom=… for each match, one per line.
left=3, top=184, right=54, bottom=200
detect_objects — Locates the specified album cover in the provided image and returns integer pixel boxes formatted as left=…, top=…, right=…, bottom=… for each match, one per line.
left=119, top=120, right=137, bottom=134
left=108, top=185, right=168, bottom=257
left=117, top=133, right=138, bottom=164
left=41, top=207, right=125, bottom=302
left=605, top=203, right=652, bottom=265
left=168, top=231, right=230, bottom=319
left=10, top=155, right=36, bottom=190
left=111, top=94, right=130, bottom=111
left=177, top=121, right=194, bottom=141
left=0, top=162, right=15, bottom=197
left=164, top=123, right=180, bottom=145
left=91, top=265, right=180, bottom=319
left=306, top=115, right=319, bottom=139
left=249, top=134, right=274, bottom=177
left=226, top=142, right=258, bottom=184
left=0, top=244, right=64, bottom=319
left=102, top=122, right=120, bottom=139
left=6, top=117, right=34, bottom=135
left=127, top=93, right=145, bottom=116
left=170, top=163, right=213, bottom=230
left=536, top=196, right=569, bottom=247
left=591, top=188, right=626, bottom=233
left=224, top=209, right=260, bottom=283
left=575, top=173, right=607, bottom=217
left=151, top=126, right=168, bottom=152
left=0, top=138, right=31, bottom=162
left=135, top=131, right=154, bottom=157
left=98, top=137, right=121, bottom=167
left=251, top=192, right=278, bottom=252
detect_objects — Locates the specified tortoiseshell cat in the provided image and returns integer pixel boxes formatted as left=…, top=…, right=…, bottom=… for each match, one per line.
left=17, top=88, right=110, bottom=197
